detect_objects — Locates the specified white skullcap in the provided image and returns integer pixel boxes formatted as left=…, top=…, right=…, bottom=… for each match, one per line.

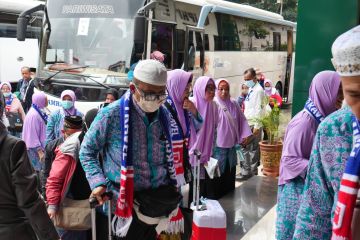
left=133, top=59, right=167, bottom=86
left=331, top=25, right=360, bottom=76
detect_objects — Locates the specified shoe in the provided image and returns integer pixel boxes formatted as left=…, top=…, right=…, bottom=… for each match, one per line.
left=236, top=174, right=252, bottom=181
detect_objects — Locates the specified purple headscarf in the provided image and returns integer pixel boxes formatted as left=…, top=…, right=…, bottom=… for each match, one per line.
left=215, top=79, right=252, bottom=148
left=22, top=92, right=47, bottom=149
left=189, top=76, right=218, bottom=164
left=0, top=82, right=12, bottom=92
left=61, top=90, right=77, bottom=115
left=264, top=79, right=273, bottom=96
left=167, top=69, right=197, bottom=147
left=279, top=70, right=341, bottom=185
left=150, top=51, right=165, bottom=63
left=309, top=71, right=341, bottom=116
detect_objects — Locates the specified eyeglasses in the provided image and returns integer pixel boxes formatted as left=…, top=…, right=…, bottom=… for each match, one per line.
left=135, top=85, right=167, bottom=101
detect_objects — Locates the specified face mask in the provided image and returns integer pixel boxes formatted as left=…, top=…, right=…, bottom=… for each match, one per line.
left=265, top=87, right=272, bottom=91
left=3, top=92, right=11, bottom=98
left=137, top=98, right=165, bottom=113
left=245, top=80, right=255, bottom=89
left=61, top=100, right=74, bottom=110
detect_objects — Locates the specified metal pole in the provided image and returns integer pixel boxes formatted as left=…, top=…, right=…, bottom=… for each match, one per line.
left=280, top=0, right=283, bottom=16
left=108, top=200, right=112, bottom=240
left=146, top=9, right=153, bottom=59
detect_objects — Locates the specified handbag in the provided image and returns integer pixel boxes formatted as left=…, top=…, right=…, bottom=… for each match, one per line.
left=204, top=157, right=221, bottom=179
left=6, top=112, right=23, bottom=132
left=235, top=145, right=245, bottom=163
left=53, top=197, right=92, bottom=230
left=135, top=185, right=182, bottom=218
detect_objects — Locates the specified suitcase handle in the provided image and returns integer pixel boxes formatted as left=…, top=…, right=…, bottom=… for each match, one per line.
left=89, top=191, right=114, bottom=208
left=192, top=149, right=201, bottom=210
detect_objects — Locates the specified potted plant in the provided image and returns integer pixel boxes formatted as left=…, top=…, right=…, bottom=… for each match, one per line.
left=256, top=98, right=282, bottom=177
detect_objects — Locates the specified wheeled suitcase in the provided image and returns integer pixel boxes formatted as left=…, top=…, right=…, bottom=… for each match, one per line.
left=89, top=192, right=113, bottom=240
left=190, top=150, right=227, bottom=240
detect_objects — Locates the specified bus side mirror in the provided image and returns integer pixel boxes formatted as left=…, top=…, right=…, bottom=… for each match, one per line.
left=134, top=15, right=146, bottom=43
left=17, top=3, right=46, bottom=41
left=17, top=16, right=29, bottom=41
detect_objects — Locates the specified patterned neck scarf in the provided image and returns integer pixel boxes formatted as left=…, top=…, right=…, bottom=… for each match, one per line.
left=165, top=96, right=191, bottom=186
left=304, top=98, right=325, bottom=124
left=332, top=116, right=360, bottom=240
left=32, top=103, right=48, bottom=124
left=112, top=91, right=183, bottom=237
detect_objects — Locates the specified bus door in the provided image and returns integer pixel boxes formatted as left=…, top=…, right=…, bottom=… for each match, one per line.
left=184, top=26, right=205, bottom=80
left=151, top=21, right=176, bottom=69
left=283, top=30, right=294, bottom=102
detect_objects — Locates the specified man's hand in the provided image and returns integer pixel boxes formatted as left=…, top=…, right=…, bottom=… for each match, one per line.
left=90, top=185, right=107, bottom=206
left=47, top=208, right=57, bottom=219
left=183, top=99, right=197, bottom=116
left=253, top=128, right=260, bottom=136
left=38, top=149, right=45, bottom=163
left=241, top=135, right=252, bottom=146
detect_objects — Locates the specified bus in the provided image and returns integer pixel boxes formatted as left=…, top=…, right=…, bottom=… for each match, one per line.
left=0, top=0, right=42, bottom=85
left=17, top=0, right=295, bottom=112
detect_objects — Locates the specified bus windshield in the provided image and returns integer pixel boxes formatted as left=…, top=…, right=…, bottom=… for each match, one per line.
left=39, top=0, right=144, bottom=86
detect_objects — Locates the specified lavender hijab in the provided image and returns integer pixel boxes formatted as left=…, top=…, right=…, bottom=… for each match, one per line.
left=279, top=71, right=341, bottom=185
left=167, top=69, right=197, bottom=147
left=61, top=90, right=77, bottom=115
left=189, top=76, right=218, bottom=164
left=215, top=79, right=251, bottom=148
left=264, top=79, right=275, bottom=96
left=22, top=92, right=47, bottom=149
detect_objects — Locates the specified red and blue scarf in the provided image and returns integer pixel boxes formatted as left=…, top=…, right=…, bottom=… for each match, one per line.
left=165, top=96, right=191, bottom=186
left=112, top=91, right=183, bottom=237
left=332, top=116, right=360, bottom=240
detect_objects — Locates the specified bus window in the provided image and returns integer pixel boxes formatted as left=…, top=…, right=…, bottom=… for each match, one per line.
left=214, top=13, right=241, bottom=51
left=273, top=32, right=281, bottom=51
left=151, top=23, right=174, bottom=68
left=175, top=29, right=185, bottom=69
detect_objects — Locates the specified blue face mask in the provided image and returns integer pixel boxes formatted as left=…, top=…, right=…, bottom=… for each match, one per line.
left=61, top=100, right=74, bottom=110
left=245, top=80, right=256, bottom=89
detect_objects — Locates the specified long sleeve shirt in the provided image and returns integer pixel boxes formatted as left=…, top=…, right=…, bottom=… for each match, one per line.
left=293, top=107, right=353, bottom=239
left=244, top=82, right=266, bottom=129
left=79, top=97, right=171, bottom=204
left=45, top=108, right=83, bottom=145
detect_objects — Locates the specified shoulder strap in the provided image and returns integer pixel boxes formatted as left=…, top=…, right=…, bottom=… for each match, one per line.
left=218, top=102, right=237, bottom=129
left=164, top=101, right=185, bottom=138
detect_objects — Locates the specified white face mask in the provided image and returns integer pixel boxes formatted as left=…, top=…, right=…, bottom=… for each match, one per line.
left=265, top=87, right=272, bottom=91
left=137, top=98, right=165, bottom=113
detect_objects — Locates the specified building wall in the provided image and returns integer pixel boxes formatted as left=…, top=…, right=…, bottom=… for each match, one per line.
left=292, top=0, right=359, bottom=116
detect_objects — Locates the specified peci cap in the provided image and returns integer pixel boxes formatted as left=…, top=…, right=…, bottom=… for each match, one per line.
left=64, top=115, right=83, bottom=129
left=331, top=25, right=360, bottom=77
left=133, top=59, right=167, bottom=86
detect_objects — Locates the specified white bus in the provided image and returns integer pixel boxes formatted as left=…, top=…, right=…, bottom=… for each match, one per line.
left=0, top=0, right=42, bottom=85
left=17, top=0, right=295, bottom=112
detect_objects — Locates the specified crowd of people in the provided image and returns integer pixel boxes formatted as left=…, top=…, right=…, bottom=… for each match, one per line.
left=0, top=25, right=359, bottom=240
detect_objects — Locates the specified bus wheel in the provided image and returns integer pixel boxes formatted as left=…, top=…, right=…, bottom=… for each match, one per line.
left=275, top=82, right=283, bottom=97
